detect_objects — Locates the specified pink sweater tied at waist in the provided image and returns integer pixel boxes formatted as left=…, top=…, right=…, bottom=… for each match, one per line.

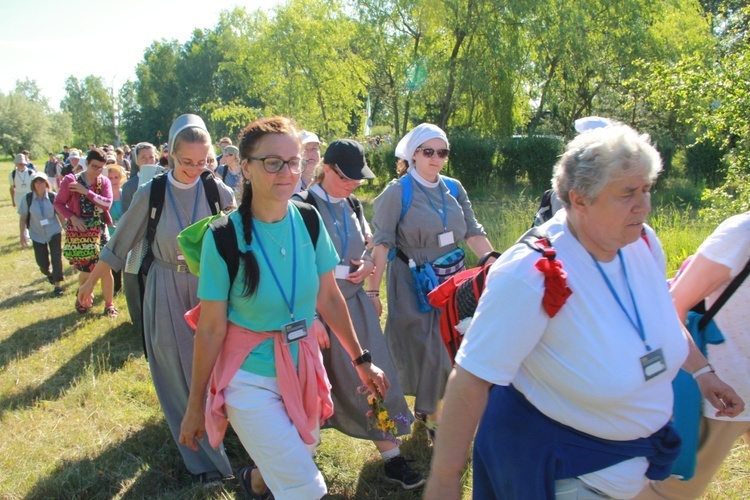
left=204, top=320, right=334, bottom=448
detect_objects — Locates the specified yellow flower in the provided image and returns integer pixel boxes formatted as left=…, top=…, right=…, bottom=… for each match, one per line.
left=378, top=411, right=388, bottom=421
left=367, top=395, right=375, bottom=405
left=387, top=420, right=395, bottom=429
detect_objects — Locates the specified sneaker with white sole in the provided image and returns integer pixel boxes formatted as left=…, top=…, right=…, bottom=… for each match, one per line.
left=384, top=456, right=425, bottom=490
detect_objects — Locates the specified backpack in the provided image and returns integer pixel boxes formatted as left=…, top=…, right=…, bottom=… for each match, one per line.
left=177, top=200, right=320, bottom=298
left=24, top=191, right=56, bottom=229
left=428, top=227, right=571, bottom=361
left=293, top=189, right=367, bottom=239
left=533, top=189, right=555, bottom=227
left=141, top=170, right=222, bottom=275
left=388, top=173, right=460, bottom=260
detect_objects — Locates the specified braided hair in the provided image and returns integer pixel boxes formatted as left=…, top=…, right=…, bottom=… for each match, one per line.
left=236, top=116, right=300, bottom=297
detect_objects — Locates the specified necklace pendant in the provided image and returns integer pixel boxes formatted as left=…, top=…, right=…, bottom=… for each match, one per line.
left=281, top=247, right=286, bottom=257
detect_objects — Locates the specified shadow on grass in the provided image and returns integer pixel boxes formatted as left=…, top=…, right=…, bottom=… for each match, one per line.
left=0, top=268, right=77, bottom=311
left=0, top=322, right=142, bottom=418
left=0, top=310, right=84, bottom=370
left=25, top=419, right=252, bottom=498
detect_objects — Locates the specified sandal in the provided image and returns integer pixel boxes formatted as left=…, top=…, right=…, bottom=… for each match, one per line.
left=103, top=305, right=119, bottom=318
left=75, top=298, right=88, bottom=314
left=239, top=466, right=273, bottom=499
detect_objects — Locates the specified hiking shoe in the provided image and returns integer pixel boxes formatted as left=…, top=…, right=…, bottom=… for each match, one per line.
left=384, top=456, right=425, bottom=490
left=53, top=287, right=64, bottom=297
left=103, top=305, right=119, bottom=318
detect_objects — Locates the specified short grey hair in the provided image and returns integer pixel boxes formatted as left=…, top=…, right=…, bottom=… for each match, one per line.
left=552, top=125, right=662, bottom=208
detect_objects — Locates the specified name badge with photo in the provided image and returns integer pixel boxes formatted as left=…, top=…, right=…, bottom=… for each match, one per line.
left=641, top=348, right=667, bottom=381
left=176, top=249, right=185, bottom=261
left=40, top=218, right=50, bottom=226
left=438, top=231, right=454, bottom=247
left=283, top=319, right=308, bottom=344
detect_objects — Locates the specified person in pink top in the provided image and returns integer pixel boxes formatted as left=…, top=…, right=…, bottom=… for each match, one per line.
left=54, top=148, right=116, bottom=316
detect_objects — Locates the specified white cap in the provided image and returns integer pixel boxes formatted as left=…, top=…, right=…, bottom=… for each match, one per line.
left=300, top=130, right=320, bottom=145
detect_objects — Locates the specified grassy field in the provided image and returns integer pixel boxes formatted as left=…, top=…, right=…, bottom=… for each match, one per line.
left=1, top=158, right=748, bottom=498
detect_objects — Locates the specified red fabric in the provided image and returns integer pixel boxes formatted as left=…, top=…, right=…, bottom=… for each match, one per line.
left=535, top=256, right=572, bottom=318
left=184, top=304, right=334, bottom=448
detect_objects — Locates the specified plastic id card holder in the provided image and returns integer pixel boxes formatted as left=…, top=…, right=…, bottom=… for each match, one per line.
left=438, top=231, right=454, bottom=247
left=334, top=264, right=350, bottom=280
left=283, top=319, right=308, bottom=344
left=641, top=348, right=667, bottom=381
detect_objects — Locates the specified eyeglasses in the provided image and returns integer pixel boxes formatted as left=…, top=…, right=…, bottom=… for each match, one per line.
left=176, top=157, right=207, bottom=169
left=331, top=165, right=364, bottom=184
left=416, top=147, right=450, bottom=159
left=250, top=156, right=304, bottom=174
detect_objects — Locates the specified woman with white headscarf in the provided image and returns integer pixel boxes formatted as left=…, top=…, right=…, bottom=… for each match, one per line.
left=367, top=123, right=494, bottom=441
left=77, top=115, right=236, bottom=487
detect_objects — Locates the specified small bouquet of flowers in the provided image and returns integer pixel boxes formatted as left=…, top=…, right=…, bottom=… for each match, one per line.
left=357, top=385, right=409, bottom=444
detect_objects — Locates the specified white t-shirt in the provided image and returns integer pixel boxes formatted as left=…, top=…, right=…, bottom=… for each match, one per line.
left=9, top=168, right=33, bottom=206
left=456, top=212, right=688, bottom=499
left=698, top=211, right=750, bottom=421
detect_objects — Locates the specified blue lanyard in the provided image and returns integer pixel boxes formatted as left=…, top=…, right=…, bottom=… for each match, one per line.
left=250, top=208, right=298, bottom=321
left=591, top=250, right=651, bottom=351
left=166, top=181, right=201, bottom=231
left=320, top=187, right=349, bottom=263
left=411, top=174, right=448, bottom=231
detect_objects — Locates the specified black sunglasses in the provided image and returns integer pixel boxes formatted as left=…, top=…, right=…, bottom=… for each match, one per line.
left=416, top=147, right=450, bottom=159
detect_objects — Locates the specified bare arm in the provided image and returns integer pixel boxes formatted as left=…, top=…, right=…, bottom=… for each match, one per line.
left=317, top=271, right=389, bottom=397
left=672, top=253, right=745, bottom=417
left=466, top=234, right=494, bottom=259
left=424, top=365, right=492, bottom=500
left=365, top=244, right=389, bottom=316
left=179, top=299, right=228, bottom=451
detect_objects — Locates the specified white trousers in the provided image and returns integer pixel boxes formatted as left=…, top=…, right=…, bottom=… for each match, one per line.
left=225, top=369, right=326, bottom=500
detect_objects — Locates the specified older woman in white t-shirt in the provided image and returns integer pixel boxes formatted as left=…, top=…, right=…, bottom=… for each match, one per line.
left=424, top=125, right=744, bottom=500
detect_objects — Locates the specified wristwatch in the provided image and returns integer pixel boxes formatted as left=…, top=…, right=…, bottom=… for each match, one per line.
left=351, top=349, right=372, bottom=367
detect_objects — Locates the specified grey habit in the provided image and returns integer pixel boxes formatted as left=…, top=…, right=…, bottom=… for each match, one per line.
left=99, top=172, right=235, bottom=476
left=299, top=186, right=413, bottom=439
left=371, top=175, right=486, bottom=415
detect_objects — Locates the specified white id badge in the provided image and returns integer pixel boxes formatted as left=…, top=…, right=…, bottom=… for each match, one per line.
left=334, top=264, right=350, bottom=280
left=176, top=249, right=185, bottom=262
left=283, top=319, right=309, bottom=344
left=438, top=231, right=455, bottom=247
left=641, top=348, right=667, bottom=381
left=40, top=218, right=50, bottom=226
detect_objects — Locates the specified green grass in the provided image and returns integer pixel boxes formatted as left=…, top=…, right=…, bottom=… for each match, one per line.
left=1, top=159, right=748, bottom=498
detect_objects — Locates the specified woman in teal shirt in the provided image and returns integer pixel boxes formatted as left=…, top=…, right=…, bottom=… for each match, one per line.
left=179, top=116, right=389, bottom=500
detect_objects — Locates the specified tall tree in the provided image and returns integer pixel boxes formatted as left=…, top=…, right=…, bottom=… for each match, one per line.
left=60, top=76, right=116, bottom=147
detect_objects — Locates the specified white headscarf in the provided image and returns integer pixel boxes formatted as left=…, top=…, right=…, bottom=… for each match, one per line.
left=395, top=123, right=449, bottom=165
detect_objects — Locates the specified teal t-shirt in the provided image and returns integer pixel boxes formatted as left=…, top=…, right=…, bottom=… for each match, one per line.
left=198, top=203, right=339, bottom=377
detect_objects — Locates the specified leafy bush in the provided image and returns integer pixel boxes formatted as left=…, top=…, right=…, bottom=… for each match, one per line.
left=445, top=131, right=499, bottom=189
left=685, top=139, right=726, bottom=188
left=364, top=144, right=396, bottom=185
left=497, top=136, right=564, bottom=190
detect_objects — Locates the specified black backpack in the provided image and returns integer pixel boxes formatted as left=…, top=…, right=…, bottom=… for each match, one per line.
left=24, top=191, right=56, bottom=229
left=141, top=170, right=223, bottom=275
left=202, top=200, right=321, bottom=296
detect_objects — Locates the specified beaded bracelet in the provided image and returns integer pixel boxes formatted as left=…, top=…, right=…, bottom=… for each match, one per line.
left=366, top=290, right=380, bottom=298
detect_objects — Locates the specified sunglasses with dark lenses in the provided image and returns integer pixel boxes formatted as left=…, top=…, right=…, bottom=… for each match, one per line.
left=416, top=147, right=450, bottom=159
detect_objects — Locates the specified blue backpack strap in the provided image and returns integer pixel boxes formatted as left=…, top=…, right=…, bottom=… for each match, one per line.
left=398, top=174, right=413, bottom=222
left=441, top=175, right=459, bottom=199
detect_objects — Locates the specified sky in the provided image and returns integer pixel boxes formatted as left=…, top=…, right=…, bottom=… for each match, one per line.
left=0, top=0, right=281, bottom=110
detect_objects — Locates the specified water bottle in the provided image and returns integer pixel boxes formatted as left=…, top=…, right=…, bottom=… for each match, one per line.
left=409, top=258, right=434, bottom=313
